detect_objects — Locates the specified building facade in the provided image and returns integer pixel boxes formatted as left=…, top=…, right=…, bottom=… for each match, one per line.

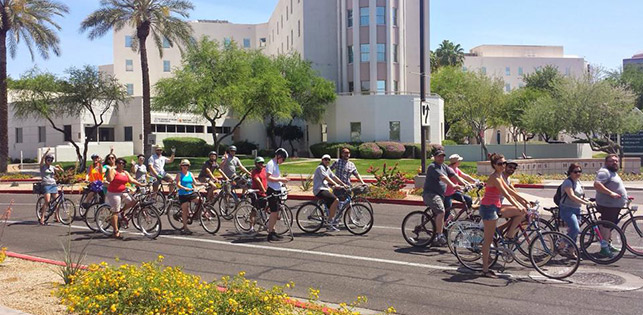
left=623, top=52, right=643, bottom=68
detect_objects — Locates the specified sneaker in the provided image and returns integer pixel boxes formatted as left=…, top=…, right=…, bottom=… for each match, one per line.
left=181, top=228, right=193, bottom=235
left=326, top=224, right=340, bottom=232
left=267, top=232, right=280, bottom=241
left=608, top=243, right=620, bottom=253
left=274, top=233, right=284, bottom=240
left=248, top=227, right=257, bottom=235
left=598, top=247, right=614, bottom=258
left=433, top=235, right=447, bottom=247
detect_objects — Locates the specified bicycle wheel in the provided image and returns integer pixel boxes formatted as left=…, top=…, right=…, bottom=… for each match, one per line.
left=200, top=204, right=221, bottom=234
left=136, top=205, right=161, bottom=239
left=274, top=205, right=293, bottom=236
left=296, top=202, right=324, bottom=233
left=56, top=198, right=76, bottom=225
left=166, top=201, right=184, bottom=230
left=344, top=203, right=373, bottom=235
left=233, top=201, right=258, bottom=233
left=95, top=205, right=115, bottom=236
left=35, top=196, right=45, bottom=222
left=530, top=231, right=580, bottom=279
left=511, top=218, right=556, bottom=267
left=447, top=220, right=481, bottom=254
left=147, top=192, right=166, bottom=215
left=353, top=196, right=374, bottom=212
left=622, top=216, right=643, bottom=256
left=84, top=203, right=101, bottom=232
left=579, top=220, right=626, bottom=264
left=453, top=227, right=499, bottom=271
left=401, top=211, right=435, bottom=247
left=219, top=193, right=236, bottom=220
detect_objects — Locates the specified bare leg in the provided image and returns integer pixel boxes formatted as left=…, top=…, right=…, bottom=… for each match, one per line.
left=40, top=193, right=51, bottom=224
left=482, top=219, right=497, bottom=273
left=111, top=213, right=119, bottom=236
left=435, top=212, right=445, bottom=234
left=181, top=202, right=189, bottom=230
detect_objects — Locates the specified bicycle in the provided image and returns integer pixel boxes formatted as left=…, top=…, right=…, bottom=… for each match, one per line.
left=453, top=201, right=580, bottom=280
left=616, top=197, right=643, bottom=256
left=94, top=186, right=162, bottom=239
left=78, top=181, right=104, bottom=218
left=233, top=186, right=294, bottom=240
left=295, top=185, right=374, bottom=235
left=148, top=176, right=176, bottom=215
left=35, top=183, right=76, bottom=225
left=401, top=183, right=483, bottom=249
left=165, top=184, right=221, bottom=235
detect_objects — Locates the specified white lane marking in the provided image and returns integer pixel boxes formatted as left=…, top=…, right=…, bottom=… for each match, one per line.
left=5, top=220, right=457, bottom=271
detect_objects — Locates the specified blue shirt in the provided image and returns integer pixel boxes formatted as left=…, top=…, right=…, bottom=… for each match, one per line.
left=178, top=172, right=194, bottom=196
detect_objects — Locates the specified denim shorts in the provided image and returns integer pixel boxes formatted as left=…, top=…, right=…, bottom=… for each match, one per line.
left=479, top=204, right=500, bottom=221
left=42, top=184, right=58, bottom=194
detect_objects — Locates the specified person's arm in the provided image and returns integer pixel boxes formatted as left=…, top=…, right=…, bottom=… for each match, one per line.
left=500, top=178, right=529, bottom=208
left=168, top=148, right=176, bottom=163
left=148, top=157, right=159, bottom=178
left=563, top=185, right=591, bottom=206
left=253, top=175, right=266, bottom=194
left=493, top=177, right=526, bottom=212
left=267, top=166, right=288, bottom=183
left=439, top=175, right=461, bottom=190
left=54, top=165, right=64, bottom=172
left=106, top=167, right=116, bottom=182
left=125, top=172, right=144, bottom=187
left=205, top=167, right=218, bottom=182
left=594, top=181, right=621, bottom=198
left=192, top=173, right=203, bottom=187
left=174, top=173, right=192, bottom=191
left=40, top=148, right=50, bottom=167
left=130, top=161, right=137, bottom=174
left=109, top=145, right=114, bottom=155
left=238, top=160, right=251, bottom=175
left=460, top=171, right=477, bottom=184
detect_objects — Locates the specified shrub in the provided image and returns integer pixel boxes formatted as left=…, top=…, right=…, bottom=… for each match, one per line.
left=367, top=186, right=407, bottom=199
left=366, top=163, right=406, bottom=191
left=515, top=173, right=543, bottom=184
left=310, top=142, right=361, bottom=158
left=309, top=142, right=329, bottom=158
left=258, top=149, right=274, bottom=157
left=442, top=139, right=458, bottom=146
left=376, top=142, right=406, bottom=159
left=163, top=137, right=207, bottom=157
left=232, top=140, right=258, bottom=155
left=402, top=143, right=419, bottom=158
left=0, top=173, right=33, bottom=180
left=358, top=142, right=383, bottom=159
left=328, top=143, right=360, bottom=158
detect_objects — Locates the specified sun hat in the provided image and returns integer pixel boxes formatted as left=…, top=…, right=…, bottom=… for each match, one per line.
left=321, top=154, right=332, bottom=160
left=180, top=159, right=191, bottom=166
left=449, top=154, right=463, bottom=161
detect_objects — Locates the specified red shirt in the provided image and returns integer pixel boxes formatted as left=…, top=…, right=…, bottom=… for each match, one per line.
left=108, top=171, right=128, bottom=193
left=251, top=168, right=267, bottom=197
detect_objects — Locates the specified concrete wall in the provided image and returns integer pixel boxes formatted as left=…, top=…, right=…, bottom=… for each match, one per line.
left=443, top=143, right=593, bottom=162
left=477, top=158, right=641, bottom=175
left=37, top=142, right=134, bottom=163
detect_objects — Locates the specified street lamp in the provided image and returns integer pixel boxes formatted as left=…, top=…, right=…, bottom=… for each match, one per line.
left=419, top=0, right=428, bottom=173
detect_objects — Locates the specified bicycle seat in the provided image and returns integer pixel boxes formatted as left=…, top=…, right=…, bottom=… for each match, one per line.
left=543, top=207, right=558, bottom=213
left=589, top=198, right=596, bottom=202
left=628, top=196, right=634, bottom=201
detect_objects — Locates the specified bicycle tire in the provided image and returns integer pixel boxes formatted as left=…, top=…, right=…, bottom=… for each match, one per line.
left=95, top=205, right=115, bottom=236
left=296, top=202, right=325, bottom=233
left=447, top=220, right=481, bottom=254
left=401, top=211, right=435, bottom=247
left=353, top=196, right=374, bottom=212
left=621, top=215, right=643, bottom=256
left=56, top=198, right=76, bottom=225
left=513, top=218, right=556, bottom=266
left=200, top=204, right=221, bottom=234
left=219, top=193, right=236, bottom=220
left=166, top=201, right=184, bottom=230
left=344, top=203, right=373, bottom=235
left=84, top=203, right=101, bottom=232
left=35, top=196, right=45, bottom=222
left=579, top=220, right=626, bottom=264
left=233, top=201, right=258, bottom=233
left=135, top=205, right=161, bottom=239
left=274, top=205, right=293, bottom=236
left=453, top=227, right=499, bottom=271
left=529, top=231, right=580, bottom=279
left=149, top=192, right=167, bottom=215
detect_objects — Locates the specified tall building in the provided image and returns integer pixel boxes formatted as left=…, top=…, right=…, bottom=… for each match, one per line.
left=623, top=52, right=643, bottom=68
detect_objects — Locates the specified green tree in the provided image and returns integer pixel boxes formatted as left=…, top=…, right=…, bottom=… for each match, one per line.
left=431, top=66, right=467, bottom=137
left=434, top=40, right=465, bottom=68
left=0, top=0, right=68, bottom=172
left=610, top=65, right=643, bottom=109
left=523, top=65, right=564, bottom=95
left=521, top=94, right=566, bottom=143
left=499, top=88, right=543, bottom=156
left=81, top=0, right=194, bottom=157
left=430, top=50, right=438, bottom=74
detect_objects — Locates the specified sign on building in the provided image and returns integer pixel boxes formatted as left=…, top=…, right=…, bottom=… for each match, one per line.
left=621, top=131, right=643, bottom=154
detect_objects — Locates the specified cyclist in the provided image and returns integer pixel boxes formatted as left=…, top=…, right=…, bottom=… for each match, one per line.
left=314, top=154, right=348, bottom=232
left=330, top=147, right=365, bottom=186
left=594, top=154, right=628, bottom=257
left=38, top=148, right=63, bottom=225
left=83, top=153, right=104, bottom=208
left=265, top=148, right=289, bottom=241
left=444, top=154, right=478, bottom=211
left=220, top=145, right=251, bottom=179
left=103, top=152, right=117, bottom=199
left=148, top=145, right=175, bottom=195
left=558, top=163, right=594, bottom=246
left=175, top=159, right=203, bottom=235
left=105, top=158, right=146, bottom=239
left=130, top=154, right=148, bottom=184
left=479, top=153, right=527, bottom=277
left=198, top=151, right=229, bottom=201
left=249, top=156, right=268, bottom=234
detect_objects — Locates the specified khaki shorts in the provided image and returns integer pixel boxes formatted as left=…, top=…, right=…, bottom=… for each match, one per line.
left=106, top=191, right=133, bottom=213
left=422, top=193, right=446, bottom=214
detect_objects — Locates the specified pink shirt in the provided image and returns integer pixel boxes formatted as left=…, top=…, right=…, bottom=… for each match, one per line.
left=444, top=167, right=463, bottom=197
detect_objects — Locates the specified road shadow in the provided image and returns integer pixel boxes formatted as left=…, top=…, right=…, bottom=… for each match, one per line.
left=442, top=269, right=518, bottom=287
left=393, top=245, right=449, bottom=257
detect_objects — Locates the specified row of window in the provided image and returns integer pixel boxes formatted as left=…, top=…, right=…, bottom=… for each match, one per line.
left=125, top=36, right=263, bottom=51
left=348, top=44, right=398, bottom=63
left=347, top=80, right=398, bottom=94
left=350, top=121, right=400, bottom=142
left=15, top=126, right=133, bottom=143
left=125, top=59, right=171, bottom=72
left=463, top=66, right=572, bottom=77
left=151, top=124, right=231, bottom=134
left=126, top=36, right=171, bottom=49
left=348, top=7, right=398, bottom=27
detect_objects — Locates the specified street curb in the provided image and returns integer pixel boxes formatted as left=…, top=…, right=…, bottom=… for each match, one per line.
left=515, top=183, right=643, bottom=191
left=5, top=251, right=348, bottom=315
left=0, top=179, right=38, bottom=182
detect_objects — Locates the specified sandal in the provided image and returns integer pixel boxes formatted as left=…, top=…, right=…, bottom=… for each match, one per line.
left=113, top=232, right=123, bottom=239
left=482, top=270, right=498, bottom=278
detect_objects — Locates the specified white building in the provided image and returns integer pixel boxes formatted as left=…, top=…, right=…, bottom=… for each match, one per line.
left=9, top=0, right=443, bottom=160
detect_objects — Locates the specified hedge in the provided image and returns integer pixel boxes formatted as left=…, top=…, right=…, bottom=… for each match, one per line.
left=232, top=140, right=258, bottom=154
left=358, top=142, right=383, bottom=159
left=310, top=142, right=360, bottom=158
left=163, top=137, right=208, bottom=157
left=376, top=142, right=405, bottom=159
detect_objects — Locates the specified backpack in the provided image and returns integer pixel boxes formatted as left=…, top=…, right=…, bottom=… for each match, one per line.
left=553, top=178, right=576, bottom=206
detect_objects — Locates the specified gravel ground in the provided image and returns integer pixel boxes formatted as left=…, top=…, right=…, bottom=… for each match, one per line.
left=0, top=257, right=67, bottom=315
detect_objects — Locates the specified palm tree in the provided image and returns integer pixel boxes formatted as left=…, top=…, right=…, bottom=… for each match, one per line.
left=435, top=40, right=465, bottom=68
left=81, top=0, right=193, bottom=156
left=0, top=0, right=68, bottom=173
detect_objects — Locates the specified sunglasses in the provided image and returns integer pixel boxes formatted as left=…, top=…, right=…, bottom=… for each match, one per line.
left=342, top=151, right=350, bottom=154
left=108, top=156, right=115, bottom=159
left=45, top=158, right=54, bottom=161
left=495, top=161, right=507, bottom=166
left=323, top=159, right=330, bottom=161
left=118, top=161, right=126, bottom=165
left=572, top=170, right=582, bottom=174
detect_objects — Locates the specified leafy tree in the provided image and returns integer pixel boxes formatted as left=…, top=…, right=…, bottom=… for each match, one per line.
left=523, top=65, right=564, bottom=95
left=610, top=65, right=643, bottom=109
left=430, top=50, right=438, bottom=74
left=521, top=94, right=566, bottom=143
left=11, top=67, right=126, bottom=172
left=0, top=0, right=68, bottom=172
left=431, top=66, right=467, bottom=137
left=81, top=0, right=194, bottom=157
left=499, top=88, right=542, bottom=155
left=273, top=124, right=304, bottom=153
left=434, top=40, right=465, bottom=68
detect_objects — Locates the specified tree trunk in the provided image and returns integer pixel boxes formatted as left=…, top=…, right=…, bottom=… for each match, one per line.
left=0, top=30, right=8, bottom=172
left=138, top=23, right=152, bottom=158
left=267, top=117, right=277, bottom=149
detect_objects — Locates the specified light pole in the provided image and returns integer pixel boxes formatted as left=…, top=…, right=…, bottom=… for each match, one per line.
left=420, top=0, right=428, bottom=173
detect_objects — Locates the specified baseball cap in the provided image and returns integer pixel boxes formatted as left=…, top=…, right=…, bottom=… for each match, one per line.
left=434, top=150, right=446, bottom=157
left=506, top=160, right=518, bottom=166
left=449, top=154, right=463, bottom=161
left=321, top=154, right=331, bottom=160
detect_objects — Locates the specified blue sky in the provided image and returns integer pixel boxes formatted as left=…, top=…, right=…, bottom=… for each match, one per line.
left=8, top=0, right=642, bottom=78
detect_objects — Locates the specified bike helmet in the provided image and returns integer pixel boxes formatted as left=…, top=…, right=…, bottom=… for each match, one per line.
left=228, top=145, right=237, bottom=152
left=275, top=148, right=288, bottom=159
left=208, top=151, right=218, bottom=156
left=254, top=156, right=265, bottom=164
left=90, top=153, right=100, bottom=159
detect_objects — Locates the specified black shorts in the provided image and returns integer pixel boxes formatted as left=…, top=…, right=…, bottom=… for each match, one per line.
left=316, top=190, right=337, bottom=208
left=266, top=187, right=280, bottom=213
left=250, top=193, right=267, bottom=211
left=596, top=205, right=622, bottom=225
left=179, top=193, right=198, bottom=204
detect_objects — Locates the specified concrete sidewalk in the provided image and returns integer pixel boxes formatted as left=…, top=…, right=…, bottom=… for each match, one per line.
left=0, top=305, right=32, bottom=314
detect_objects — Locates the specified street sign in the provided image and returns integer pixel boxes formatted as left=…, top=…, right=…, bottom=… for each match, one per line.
left=421, top=101, right=430, bottom=126
left=621, top=131, right=643, bottom=154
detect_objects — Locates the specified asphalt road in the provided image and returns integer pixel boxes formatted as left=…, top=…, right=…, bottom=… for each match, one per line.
left=1, top=193, right=642, bottom=315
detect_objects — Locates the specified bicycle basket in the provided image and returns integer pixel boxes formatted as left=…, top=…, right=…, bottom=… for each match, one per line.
left=279, top=187, right=288, bottom=201
left=352, top=185, right=370, bottom=196
left=32, top=182, right=43, bottom=194
left=89, top=180, right=103, bottom=193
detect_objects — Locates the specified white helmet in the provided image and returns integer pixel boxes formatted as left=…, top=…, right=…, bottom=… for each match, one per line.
left=275, top=148, right=288, bottom=159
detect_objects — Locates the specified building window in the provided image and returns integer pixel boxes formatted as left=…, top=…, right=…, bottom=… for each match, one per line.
left=389, top=121, right=400, bottom=141
left=298, top=20, right=301, bottom=37
left=291, top=0, right=293, bottom=13
left=162, top=37, right=170, bottom=48
left=291, top=30, right=293, bottom=45
left=85, top=127, right=97, bottom=142
left=125, top=35, right=132, bottom=48
left=393, top=80, right=399, bottom=92
left=259, top=38, right=266, bottom=47
left=286, top=36, right=289, bottom=50
left=393, top=44, right=398, bottom=62
left=350, top=122, right=361, bottom=142
left=243, top=38, right=250, bottom=48
left=38, top=126, right=46, bottom=143
left=99, top=127, right=115, bottom=142
left=360, top=44, right=369, bottom=62
left=518, top=67, right=523, bottom=76
left=15, top=127, right=22, bottom=144
left=505, top=83, right=511, bottom=92
left=155, top=124, right=166, bottom=132
left=195, top=126, right=204, bottom=133
left=376, top=7, right=385, bottom=25
left=348, top=81, right=354, bottom=92
left=377, top=44, right=386, bottom=62
left=177, top=125, right=185, bottom=133
left=124, top=126, right=133, bottom=141
left=286, top=6, right=289, bottom=20
left=63, top=125, right=72, bottom=142
left=321, top=123, right=327, bottom=142
left=481, top=67, right=487, bottom=74
left=166, top=125, right=176, bottom=132
left=126, top=84, right=134, bottom=96
left=163, top=60, right=170, bottom=72
left=360, top=80, right=370, bottom=94
left=125, top=59, right=133, bottom=71
left=377, top=80, right=386, bottom=94
left=224, top=37, right=231, bottom=46
left=347, top=9, right=353, bottom=27
left=360, top=7, right=369, bottom=26
left=505, top=67, right=511, bottom=76
left=393, top=8, right=398, bottom=26
left=348, top=45, right=354, bottom=63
